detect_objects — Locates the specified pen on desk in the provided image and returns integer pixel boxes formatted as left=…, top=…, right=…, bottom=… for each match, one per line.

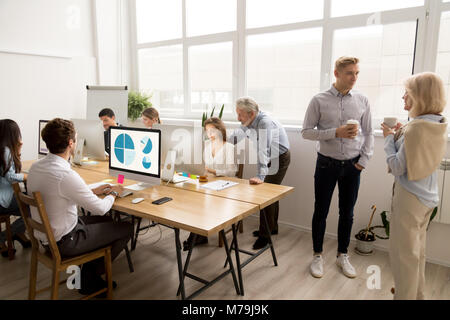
left=221, top=182, right=230, bottom=188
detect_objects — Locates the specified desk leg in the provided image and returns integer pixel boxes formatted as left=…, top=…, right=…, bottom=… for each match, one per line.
left=174, top=228, right=186, bottom=300
left=220, top=230, right=240, bottom=295
left=176, top=234, right=197, bottom=296
left=262, top=211, right=278, bottom=266
left=231, top=224, right=244, bottom=296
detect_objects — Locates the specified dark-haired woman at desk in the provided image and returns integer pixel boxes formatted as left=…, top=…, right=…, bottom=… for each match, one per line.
left=183, top=117, right=237, bottom=251
left=0, top=119, right=31, bottom=257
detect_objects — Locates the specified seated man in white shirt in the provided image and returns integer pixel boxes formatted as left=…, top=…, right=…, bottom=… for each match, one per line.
left=27, top=118, right=133, bottom=296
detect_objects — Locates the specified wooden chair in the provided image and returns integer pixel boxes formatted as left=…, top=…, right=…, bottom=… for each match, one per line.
left=0, top=213, right=15, bottom=260
left=12, top=183, right=113, bottom=300
left=218, top=164, right=244, bottom=247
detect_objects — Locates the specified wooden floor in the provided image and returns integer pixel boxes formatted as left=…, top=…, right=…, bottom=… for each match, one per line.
left=1, top=217, right=450, bottom=300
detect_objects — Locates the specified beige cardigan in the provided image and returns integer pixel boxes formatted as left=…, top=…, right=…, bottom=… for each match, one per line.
left=403, top=117, right=448, bottom=181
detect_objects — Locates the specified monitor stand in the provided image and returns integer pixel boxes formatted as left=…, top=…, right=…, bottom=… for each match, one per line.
left=109, top=169, right=161, bottom=190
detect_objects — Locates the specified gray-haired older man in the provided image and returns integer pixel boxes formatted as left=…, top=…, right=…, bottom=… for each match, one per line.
left=228, top=97, right=291, bottom=250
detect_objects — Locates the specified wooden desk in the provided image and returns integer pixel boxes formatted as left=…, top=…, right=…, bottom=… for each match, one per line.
left=22, top=159, right=110, bottom=175
left=168, top=175, right=294, bottom=209
left=72, top=167, right=259, bottom=299
left=23, top=159, right=294, bottom=298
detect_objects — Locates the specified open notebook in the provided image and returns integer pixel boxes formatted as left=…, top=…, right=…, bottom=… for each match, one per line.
left=200, top=180, right=238, bottom=191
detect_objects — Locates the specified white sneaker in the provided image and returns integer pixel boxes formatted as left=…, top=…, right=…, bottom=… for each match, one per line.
left=310, top=255, right=324, bottom=278
left=336, top=254, right=356, bottom=278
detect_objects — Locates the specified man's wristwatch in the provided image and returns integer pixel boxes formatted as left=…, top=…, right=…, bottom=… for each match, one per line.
left=110, top=190, right=119, bottom=197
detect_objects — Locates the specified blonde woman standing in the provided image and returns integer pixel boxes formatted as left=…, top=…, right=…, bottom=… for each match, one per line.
left=382, top=72, right=448, bottom=300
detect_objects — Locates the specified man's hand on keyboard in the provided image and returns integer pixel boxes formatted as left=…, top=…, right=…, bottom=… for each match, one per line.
left=106, top=185, right=124, bottom=197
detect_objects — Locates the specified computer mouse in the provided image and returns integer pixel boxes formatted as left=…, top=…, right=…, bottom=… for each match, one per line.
left=132, top=197, right=145, bottom=204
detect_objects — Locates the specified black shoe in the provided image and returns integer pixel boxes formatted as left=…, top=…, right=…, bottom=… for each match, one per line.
left=1, top=247, right=16, bottom=258
left=183, top=234, right=208, bottom=251
left=78, top=276, right=117, bottom=296
left=252, top=237, right=269, bottom=250
left=13, top=234, right=31, bottom=248
left=252, top=230, right=278, bottom=237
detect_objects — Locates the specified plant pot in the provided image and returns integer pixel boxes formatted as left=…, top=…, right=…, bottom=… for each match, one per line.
left=354, top=231, right=376, bottom=256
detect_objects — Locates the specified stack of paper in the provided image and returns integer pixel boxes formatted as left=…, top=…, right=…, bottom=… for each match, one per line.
left=200, top=180, right=238, bottom=191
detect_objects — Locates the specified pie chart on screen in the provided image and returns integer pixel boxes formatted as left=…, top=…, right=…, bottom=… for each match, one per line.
left=141, top=136, right=153, bottom=154
left=142, top=156, right=151, bottom=169
left=114, top=133, right=136, bottom=166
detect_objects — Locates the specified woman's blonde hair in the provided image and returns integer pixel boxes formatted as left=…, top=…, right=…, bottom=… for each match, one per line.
left=142, top=107, right=160, bottom=124
left=405, top=72, right=447, bottom=118
left=204, top=117, right=227, bottom=142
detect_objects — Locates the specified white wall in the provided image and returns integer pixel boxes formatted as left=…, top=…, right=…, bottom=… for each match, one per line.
left=0, top=0, right=97, bottom=161
left=252, top=130, right=450, bottom=266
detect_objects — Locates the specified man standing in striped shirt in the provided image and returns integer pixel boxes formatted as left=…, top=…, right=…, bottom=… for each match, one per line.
left=302, top=57, right=374, bottom=279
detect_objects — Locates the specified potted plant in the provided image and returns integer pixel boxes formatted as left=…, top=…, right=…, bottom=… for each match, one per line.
left=201, top=104, right=225, bottom=127
left=355, top=206, right=438, bottom=256
left=128, top=91, right=152, bottom=122
left=355, top=205, right=378, bottom=255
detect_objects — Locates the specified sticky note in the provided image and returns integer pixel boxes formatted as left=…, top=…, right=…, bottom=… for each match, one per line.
left=117, top=174, right=124, bottom=184
left=190, top=174, right=197, bottom=179
left=103, top=179, right=114, bottom=183
left=182, top=172, right=189, bottom=177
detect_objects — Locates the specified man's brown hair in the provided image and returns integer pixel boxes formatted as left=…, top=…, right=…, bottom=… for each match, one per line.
left=41, top=118, right=76, bottom=154
left=335, top=56, right=359, bottom=71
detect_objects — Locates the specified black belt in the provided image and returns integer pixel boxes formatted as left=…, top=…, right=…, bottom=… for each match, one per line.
left=317, top=153, right=360, bottom=165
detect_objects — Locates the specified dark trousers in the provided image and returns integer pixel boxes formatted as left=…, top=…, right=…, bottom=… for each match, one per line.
left=0, top=198, right=26, bottom=243
left=312, top=153, right=361, bottom=254
left=57, top=215, right=133, bottom=279
left=259, top=150, right=291, bottom=238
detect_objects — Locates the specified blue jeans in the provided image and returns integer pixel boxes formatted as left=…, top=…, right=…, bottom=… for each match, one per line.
left=312, top=153, right=361, bottom=254
left=0, top=197, right=26, bottom=243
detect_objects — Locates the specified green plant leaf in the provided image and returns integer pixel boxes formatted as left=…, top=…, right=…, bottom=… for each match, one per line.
left=380, top=211, right=390, bottom=238
left=202, top=112, right=207, bottom=127
left=128, top=91, right=152, bottom=121
left=218, top=104, right=224, bottom=119
left=427, top=207, right=438, bottom=230
left=210, top=106, right=215, bottom=118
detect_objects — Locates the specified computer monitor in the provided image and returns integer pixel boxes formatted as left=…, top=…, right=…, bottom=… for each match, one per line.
left=109, top=126, right=161, bottom=186
left=38, top=120, right=49, bottom=158
left=153, top=123, right=205, bottom=176
left=71, top=119, right=106, bottom=160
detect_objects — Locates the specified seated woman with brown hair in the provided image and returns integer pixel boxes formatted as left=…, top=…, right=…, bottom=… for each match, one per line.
left=183, top=117, right=238, bottom=251
left=0, top=119, right=31, bottom=258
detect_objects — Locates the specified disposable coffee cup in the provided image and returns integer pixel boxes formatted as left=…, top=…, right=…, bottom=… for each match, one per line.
left=383, top=117, right=398, bottom=128
left=346, top=119, right=359, bottom=130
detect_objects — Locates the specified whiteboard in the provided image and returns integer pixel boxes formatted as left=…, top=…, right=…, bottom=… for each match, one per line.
left=86, top=85, right=128, bottom=126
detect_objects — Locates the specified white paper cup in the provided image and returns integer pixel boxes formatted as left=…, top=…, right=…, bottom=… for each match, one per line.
left=346, top=119, right=359, bottom=130
left=383, top=117, right=398, bottom=128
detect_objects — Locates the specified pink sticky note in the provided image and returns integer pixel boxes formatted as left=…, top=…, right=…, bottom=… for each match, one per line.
left=117, top=174, right=124, bottom=184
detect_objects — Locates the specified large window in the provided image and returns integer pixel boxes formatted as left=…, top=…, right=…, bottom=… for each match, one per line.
left=246, top=0, right=323, bottom=28
left=436, top=11, right=450, bottom=117
left=332, top=22, right=417, bottom=120
left=133, top=0, right=450, bottom=125
left=135, top=0, right=181, bottom=43
left=189, top=42, right=233, bottom=112
left=138, top=45, right=184, bottom=114
left=247, top=28, right=322, bottom=121
left=331, top=0, right=424, bottom=17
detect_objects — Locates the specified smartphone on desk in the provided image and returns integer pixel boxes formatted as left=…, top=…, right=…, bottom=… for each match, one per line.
left=152, top=197, right=172, bottom=205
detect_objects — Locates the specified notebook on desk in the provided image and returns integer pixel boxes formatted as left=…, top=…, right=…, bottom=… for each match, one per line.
left=200, top=180, right=238, bottom=191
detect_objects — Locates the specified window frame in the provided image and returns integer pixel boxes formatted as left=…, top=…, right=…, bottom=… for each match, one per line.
left=130, top=0, right=450, bottom=126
